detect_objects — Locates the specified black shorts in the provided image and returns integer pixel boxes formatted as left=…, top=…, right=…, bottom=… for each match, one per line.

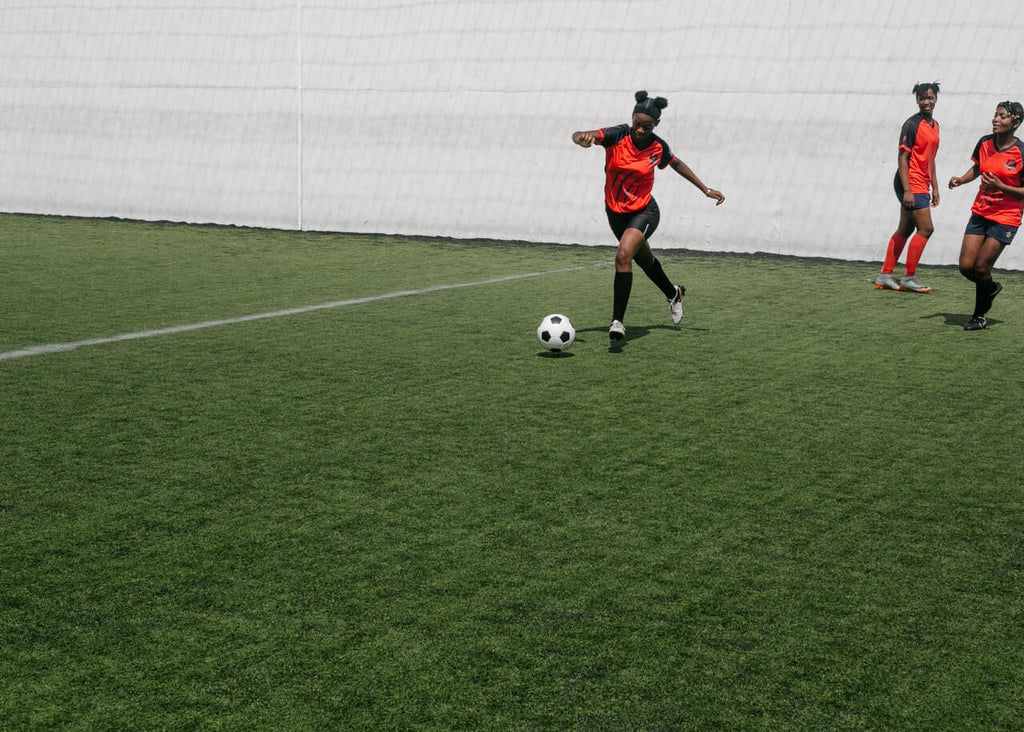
left=965, top=212, right=1018, bottom=245
left=606, top=199, right=660, bottom=241
left=893, top=171, right=931, bottom=210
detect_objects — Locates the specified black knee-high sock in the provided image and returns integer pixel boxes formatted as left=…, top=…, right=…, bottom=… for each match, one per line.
left=637, top=257, right=676, bottom=299
left=973, top=278, right=992, bottom=318
left=977, top=279, right=1001, bottom=317
left=612, top=271, right=633, bottom=322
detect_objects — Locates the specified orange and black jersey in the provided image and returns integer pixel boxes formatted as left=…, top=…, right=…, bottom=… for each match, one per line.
left=898, top=113, right=940, bottom=194
left=597, top=124, right=676, bottom=214
left=971, top=135, right=1024, bottom=226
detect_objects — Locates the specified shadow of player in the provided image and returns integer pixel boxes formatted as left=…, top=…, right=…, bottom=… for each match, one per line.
left=575, top=323, right=705, bottom=352
left=922, top=312, right=1001, bottom=329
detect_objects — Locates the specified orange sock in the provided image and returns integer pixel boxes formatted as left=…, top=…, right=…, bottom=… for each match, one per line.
left=881, top=234, right=908, bottom=274
left=904, top=234, right=929, bottom=276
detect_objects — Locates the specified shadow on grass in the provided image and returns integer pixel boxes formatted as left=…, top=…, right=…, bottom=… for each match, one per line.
left=572, top=323, right=706, bottom=352
left=536, top=349, right=575, bottom=358
left=922, top=312, right=1002, bottom=329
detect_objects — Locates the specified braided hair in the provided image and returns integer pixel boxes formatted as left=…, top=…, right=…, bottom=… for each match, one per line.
left=998, top=100, right=1024, bottom=126
left=633, top=90, right=669, bottom=120
left=913, top=81, right=940, bottom=98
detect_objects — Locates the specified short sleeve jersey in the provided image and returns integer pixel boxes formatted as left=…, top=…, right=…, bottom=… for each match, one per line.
left=970, top=135, right=1024, bottom=226
left=898, top=113, right=940, bottom=194
left=596, top=124, right=675, bottom=214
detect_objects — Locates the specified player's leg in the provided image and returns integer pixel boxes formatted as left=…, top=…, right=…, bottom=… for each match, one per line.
left=626, top=199, right=684, bottom=322
left=633, top=241, right=685, bottom=324
left=614, top=227, right=646, bottom=272
left=633, top=240, right=672, bottom=294
left=960, top=232, right=1002, bottom=330
left=609, top=227, right=645, bottom=339
left=972, top=236, right=1006, bottom=316
left=958, top=231, right=986, bottom=282
left=900, top=203, right=935, bottom=293
left=877, top=182, right=913, bottom=289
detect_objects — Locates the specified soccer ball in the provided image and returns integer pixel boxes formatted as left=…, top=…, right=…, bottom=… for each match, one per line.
left=537, top=313, right=576, bottom=351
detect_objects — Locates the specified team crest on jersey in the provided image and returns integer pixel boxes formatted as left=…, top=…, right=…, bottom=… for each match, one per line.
left=649, top=153, right=659, bottom=166
left=1006, top=159, right=1018, bottom=172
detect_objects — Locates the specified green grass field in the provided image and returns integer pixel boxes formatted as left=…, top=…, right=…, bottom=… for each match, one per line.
left=2, top=213, right=1023, bottom=730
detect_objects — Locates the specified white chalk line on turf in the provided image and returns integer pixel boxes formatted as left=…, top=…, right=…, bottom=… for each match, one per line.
left=0, top=262, right=608, bottom=361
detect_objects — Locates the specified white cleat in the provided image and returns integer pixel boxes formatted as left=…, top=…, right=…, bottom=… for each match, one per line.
left=899, top=276, right=932, bottom=293
left=874, top=273, right=902, bottom=290
left=608, top=320, right=625, bottom=341
left=669, top=284, right=685, bottom=324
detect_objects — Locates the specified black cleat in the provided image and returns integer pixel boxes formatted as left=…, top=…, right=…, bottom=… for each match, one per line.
left=964, top=316, right=987, bottom=331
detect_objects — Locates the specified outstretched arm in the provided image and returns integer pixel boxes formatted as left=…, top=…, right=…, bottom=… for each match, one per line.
left=669, top=157, right=725, bottom=205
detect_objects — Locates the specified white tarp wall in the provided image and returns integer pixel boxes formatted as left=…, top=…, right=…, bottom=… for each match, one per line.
left=2, top=1, right=1024, bottom=266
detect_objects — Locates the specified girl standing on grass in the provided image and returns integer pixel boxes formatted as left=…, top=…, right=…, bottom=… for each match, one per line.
left=572, top=90, right=725, bottom=342
left=948, top=101, right=1024, bottom=331
left=875, top=82, right=941, bottom=293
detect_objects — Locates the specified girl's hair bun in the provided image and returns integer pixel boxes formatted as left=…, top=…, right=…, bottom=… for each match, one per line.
left=633, top=90, right=668, bottom=119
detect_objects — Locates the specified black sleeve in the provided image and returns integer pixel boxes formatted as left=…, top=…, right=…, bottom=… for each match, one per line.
left=656, top=136, right=673, bottom=169
left=971, top=135, right=991, bottom=164
left=600, top=124, right=629, bottom=147
left=898, top=115, right=919, bottom=152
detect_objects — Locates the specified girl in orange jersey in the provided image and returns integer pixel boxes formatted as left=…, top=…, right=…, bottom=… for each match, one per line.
left=875, top=82, right=941, bottom=293
left=948, top=101, right=1024, bottom=331
left=572, top=90, right=725, bottom=342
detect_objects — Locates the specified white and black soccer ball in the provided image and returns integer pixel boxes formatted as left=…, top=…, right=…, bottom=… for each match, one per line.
left=536, top=313, right=576, bottom=351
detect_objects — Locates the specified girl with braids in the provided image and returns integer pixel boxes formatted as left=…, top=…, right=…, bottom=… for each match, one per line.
left=948, top=100, right=1024, bottom=331
left=572, top=90, right=725, bottom=341
left=875, top=82, right=941, bottom=293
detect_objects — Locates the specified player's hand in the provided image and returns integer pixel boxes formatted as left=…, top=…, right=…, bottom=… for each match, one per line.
left=902, top=191, right=916, bottom=209
left=980, top=172, right=1003, bottom=191
left=948, top=176, right=962, bottom=189
left=573, top=132, right=595, bottom=148
left=706, top=188, right=725, bottom=205
left=931, top=189, right=940, bottom=206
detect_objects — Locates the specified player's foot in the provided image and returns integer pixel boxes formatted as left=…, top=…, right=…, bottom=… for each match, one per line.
left=899, top=276, right=932, bottom=293
left=874, top=273, right=902, bottom=290
left=608, top=320, right=625, bottom=341
left=964, top=316, right=987, bottom=331
left=668, top=284, right=685, bottom=324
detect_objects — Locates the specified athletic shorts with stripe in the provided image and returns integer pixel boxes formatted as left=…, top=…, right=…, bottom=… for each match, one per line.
left=606, top=199, right=661, bottom=241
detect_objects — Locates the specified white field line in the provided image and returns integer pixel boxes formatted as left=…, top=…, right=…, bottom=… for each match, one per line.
left=1, top=263, right=607, bottom=361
